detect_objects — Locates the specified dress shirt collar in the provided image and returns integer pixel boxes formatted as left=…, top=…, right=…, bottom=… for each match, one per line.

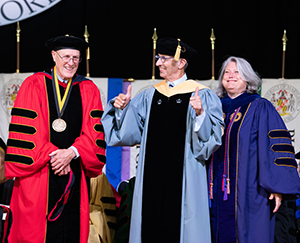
left=167, top=73, right=187, bottom=88
left=56, top=72, right=69, bottom=84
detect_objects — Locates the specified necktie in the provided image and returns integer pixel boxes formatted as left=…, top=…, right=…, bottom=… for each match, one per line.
left=169, top=83, right=174, bottom=88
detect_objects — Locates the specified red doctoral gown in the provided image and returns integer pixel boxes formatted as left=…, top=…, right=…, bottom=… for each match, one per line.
left=5, top=70, right=106, bottom=243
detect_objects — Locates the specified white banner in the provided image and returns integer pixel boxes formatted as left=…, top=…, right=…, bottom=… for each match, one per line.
left=0, top=0, right=61, bottom=26
left=2, top=74, right=300, bottom=177
left=261, top=79, right=300, bottom=153
left=0, top=72, right=32, bottom=141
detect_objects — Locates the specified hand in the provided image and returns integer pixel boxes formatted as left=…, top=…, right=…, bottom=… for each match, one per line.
left=59, top=164, right=71, bottom=176
left=49, top=148, right=75, bottom=176
left=190, top=87, right=203, bottom=116
left=269, top=193, right=282, bottom=213
left=113, top=85, right=132, bottom=110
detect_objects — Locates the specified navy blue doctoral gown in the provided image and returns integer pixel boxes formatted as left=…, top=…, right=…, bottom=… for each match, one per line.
left=210, top=92, right=300, bottom=243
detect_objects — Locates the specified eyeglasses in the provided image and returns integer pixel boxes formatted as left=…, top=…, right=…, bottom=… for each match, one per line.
left=55, top=51, right=82, bottom=63
left=155, top=55, right=173, bottom=63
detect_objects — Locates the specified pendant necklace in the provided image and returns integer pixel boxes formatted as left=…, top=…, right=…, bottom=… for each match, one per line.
left=51, top=66, right=73, bottom=132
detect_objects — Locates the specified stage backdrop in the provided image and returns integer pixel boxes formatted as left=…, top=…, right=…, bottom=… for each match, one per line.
left=1, top=73, right=299, bottom=188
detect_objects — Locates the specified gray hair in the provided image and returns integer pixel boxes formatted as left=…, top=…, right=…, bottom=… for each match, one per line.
left=215, top=56, right=262, bottom=98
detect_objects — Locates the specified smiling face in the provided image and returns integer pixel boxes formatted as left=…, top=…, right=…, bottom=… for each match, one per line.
left=52, top=49, right=80, bottom=80
left=222, top=61, right=247, bottom=98
left=155, top=54, right=186, bottom=81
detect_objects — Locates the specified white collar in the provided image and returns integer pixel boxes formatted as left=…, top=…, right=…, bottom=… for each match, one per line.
left=56, top=72, right=69, bottom=84
left=167, top=73, right=187, bottom=87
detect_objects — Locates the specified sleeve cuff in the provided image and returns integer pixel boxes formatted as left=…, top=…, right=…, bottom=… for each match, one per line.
left=69, top=146, right=80, bottom=159
left=194, top=110, right=206, bottom=132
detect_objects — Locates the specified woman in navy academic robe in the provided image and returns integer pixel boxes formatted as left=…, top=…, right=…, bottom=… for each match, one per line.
left=209, top=56, right=300, bottom=243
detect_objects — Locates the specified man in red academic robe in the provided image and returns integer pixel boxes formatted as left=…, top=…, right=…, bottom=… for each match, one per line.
left=5, top=36, right=106, bottom=243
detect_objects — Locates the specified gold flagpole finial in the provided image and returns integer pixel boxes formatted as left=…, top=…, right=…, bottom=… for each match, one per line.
left=152, top=28, right=158, bottom=79
left=210, top=28, right=216, bottom=80
left=84, top=25, right=90, bottom=59
left=152, top=28, right=158, bottom=48
left=16, top=22, right=21, bottom=73
left=84, top=25, right=90, bottom=42
left=281, top=30, right=287, bottom=79
left=282, top=29, right=287, bottom=51
left=210, top=28, right=216, bottom=50
left=84, top=25, right=90, bottom=77
left=16, top=22, right=21, bottom=42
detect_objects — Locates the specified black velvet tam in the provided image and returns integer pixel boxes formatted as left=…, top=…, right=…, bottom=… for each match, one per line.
left=45, top=35, right=89, bottom=52
left=157, top=37, right=198, bottom=61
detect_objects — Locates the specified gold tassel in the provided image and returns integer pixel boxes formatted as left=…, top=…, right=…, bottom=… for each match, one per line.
left=226, top=178, right=230, bottom=194
left=209, top=183, right=213, bottom=199
left=174, top=38, right=181, bottom=61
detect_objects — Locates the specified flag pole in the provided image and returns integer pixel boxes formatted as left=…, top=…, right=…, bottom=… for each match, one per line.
left=281, top=30, right=287, bottom=79
left=84, top=25, right=90, bottom=77
left=210, top=28, right=216, bottom=80
left=16, top=22, right=21, bottom=73
left=152, top=28, right=158, bottom=79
